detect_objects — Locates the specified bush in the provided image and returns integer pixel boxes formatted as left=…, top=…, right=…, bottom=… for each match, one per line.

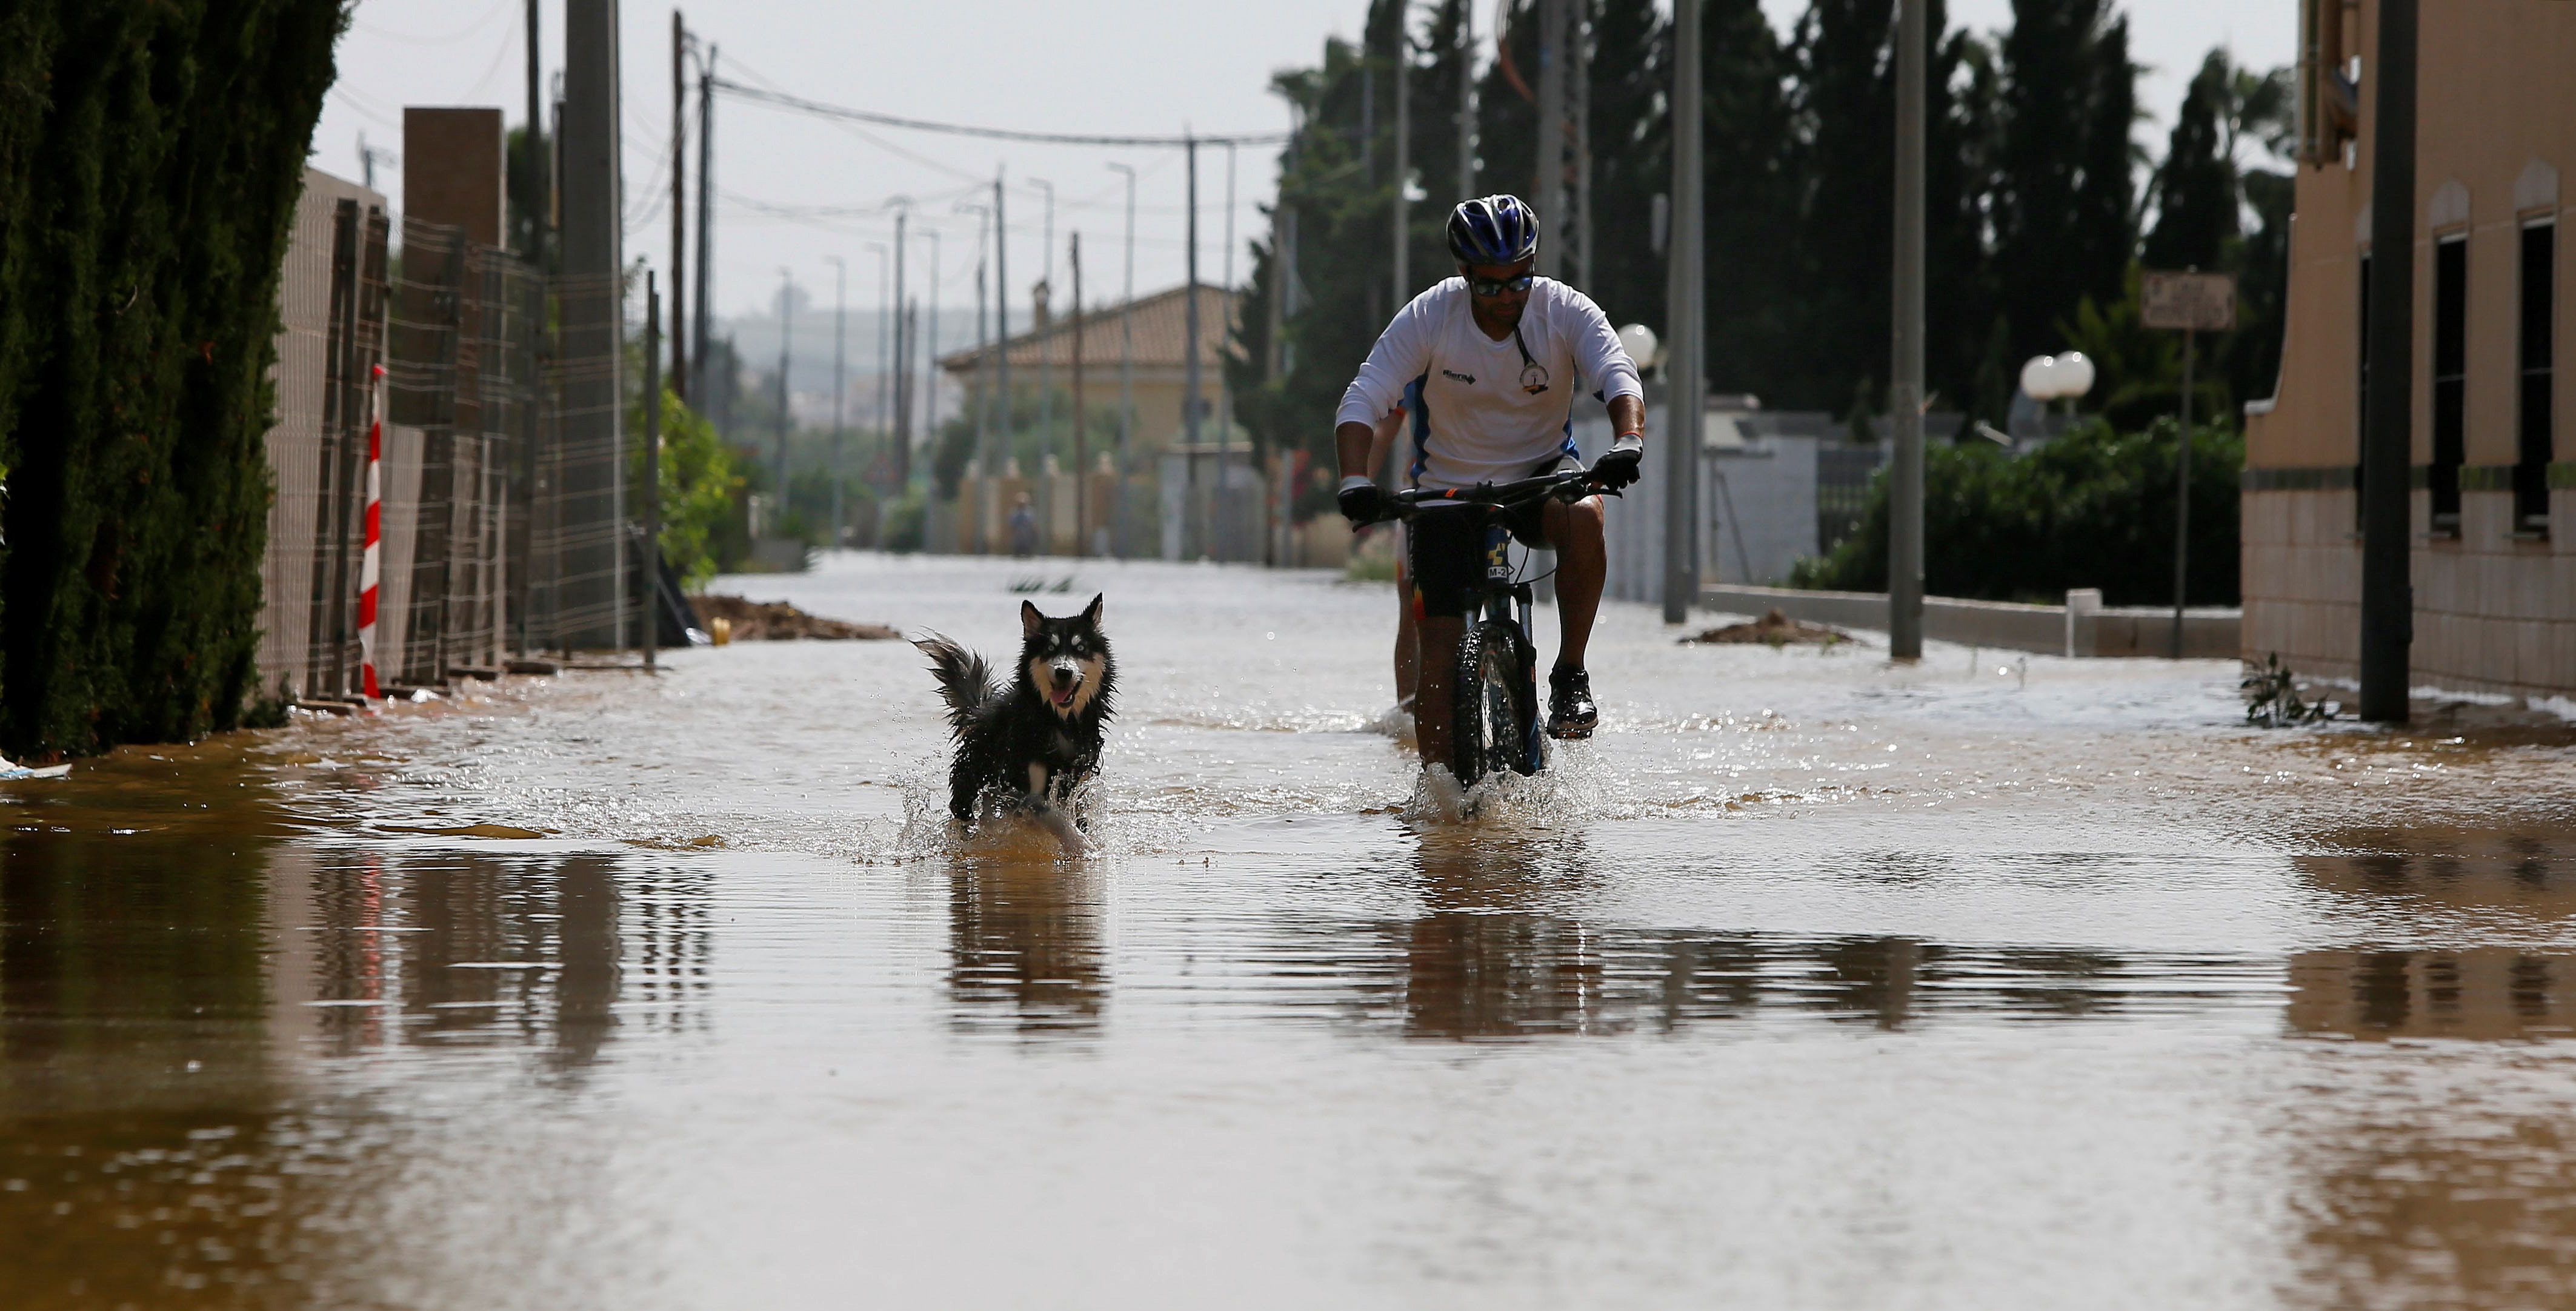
left=880, top=491, right=927, bottom=553
left=1788, top=418, right=2242, bottom=606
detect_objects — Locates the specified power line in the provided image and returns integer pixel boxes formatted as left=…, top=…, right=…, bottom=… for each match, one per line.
left=710, top=79, right=1289, bottom=148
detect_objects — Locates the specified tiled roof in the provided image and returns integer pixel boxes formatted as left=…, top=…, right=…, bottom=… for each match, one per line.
left=937, top=283, right=1242, bottom=374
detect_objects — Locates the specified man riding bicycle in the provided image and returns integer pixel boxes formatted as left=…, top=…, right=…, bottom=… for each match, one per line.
left=1334, top=194, right=1648, bottom=774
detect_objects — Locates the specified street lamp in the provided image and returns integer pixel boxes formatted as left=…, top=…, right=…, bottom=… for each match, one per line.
left=2019, top=351, right=2096, bottom=411
left=1617, top=323, right=1662, bottom=376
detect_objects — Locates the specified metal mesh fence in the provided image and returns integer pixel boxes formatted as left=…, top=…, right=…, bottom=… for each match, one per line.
left=543, top=268, right=628, bottom=651
left=261, top=187, right=639, bottom=705
left=256, top=176, right=388, bottom=703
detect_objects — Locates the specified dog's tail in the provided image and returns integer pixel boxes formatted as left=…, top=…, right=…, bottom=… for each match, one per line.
left=912, top=634, right=999, bottom=737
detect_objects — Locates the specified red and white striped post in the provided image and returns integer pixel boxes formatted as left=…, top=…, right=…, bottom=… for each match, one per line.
left=357, top=362, right=385, bottom=700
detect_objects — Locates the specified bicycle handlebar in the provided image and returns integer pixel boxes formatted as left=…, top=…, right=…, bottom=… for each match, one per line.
left=1373, top=467, right=1615, bottom=523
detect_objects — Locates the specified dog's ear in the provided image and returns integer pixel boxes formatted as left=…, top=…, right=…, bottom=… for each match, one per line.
left=1082, top=593, right=1104, bottom=628
left=1020, top=599, right=1043, bottom=636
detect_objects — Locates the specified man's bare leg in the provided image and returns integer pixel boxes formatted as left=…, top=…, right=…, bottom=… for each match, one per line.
left=1414, top=614, right=1463, bottom=769
left=1394, top=575, right=1420, bottom=709
left=1542, top=495, right=1608, bottom=670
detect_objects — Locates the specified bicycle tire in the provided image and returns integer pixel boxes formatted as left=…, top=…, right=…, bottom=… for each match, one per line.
left=1449, top=619, right=1533, bottom=788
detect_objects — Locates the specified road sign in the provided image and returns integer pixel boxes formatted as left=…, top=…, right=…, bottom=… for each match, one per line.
left=2142, top=270, right=2238, bottom=332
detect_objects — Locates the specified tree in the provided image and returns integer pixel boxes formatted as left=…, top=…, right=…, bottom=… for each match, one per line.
left=0, top=1, right=346, bottom=759
left=1584, top=0, right=1671, bottom=331
left=2143, top=50, right=2235, bottom=271
left=1991, top=0, right=2137, bottom=370
left=1699, top=0, right=1799, bottom=398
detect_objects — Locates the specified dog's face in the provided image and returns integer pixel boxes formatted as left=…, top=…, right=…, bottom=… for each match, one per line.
left=1021, top=594, right=1108, bottom=718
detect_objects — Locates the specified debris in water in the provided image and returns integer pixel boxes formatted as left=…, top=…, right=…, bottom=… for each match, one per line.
left=379, top=823, right=553, bottom=839
left=2242, top=652, right=2337, bottom=727
left=688, top=594, right=898, bottom=641
left=0, top=754, right=70, bottom=780
left=1682, top=609, right=1851, bottom=648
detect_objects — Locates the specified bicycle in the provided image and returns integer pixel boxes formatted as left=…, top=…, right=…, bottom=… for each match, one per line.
left=1373, top=466, right=1620, bottom=789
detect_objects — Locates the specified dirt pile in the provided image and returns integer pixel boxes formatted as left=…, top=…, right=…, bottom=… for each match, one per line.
left=687, top=594, right=899, bottom=641
left=1682, top=608, right=1852, bottom=648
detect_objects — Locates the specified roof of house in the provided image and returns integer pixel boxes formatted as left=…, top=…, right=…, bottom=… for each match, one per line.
left=937, top=283, right=1242, bottom=375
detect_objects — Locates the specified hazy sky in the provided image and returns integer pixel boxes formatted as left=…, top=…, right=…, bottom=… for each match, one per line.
left=317, top=0, right=2297, bottom=336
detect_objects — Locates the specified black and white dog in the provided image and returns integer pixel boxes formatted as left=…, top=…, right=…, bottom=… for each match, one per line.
left=914, top=594, right=1116, bottom=837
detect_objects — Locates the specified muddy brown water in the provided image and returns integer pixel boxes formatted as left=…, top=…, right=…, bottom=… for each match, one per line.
left=5, top=553, right=2575, bottom=1308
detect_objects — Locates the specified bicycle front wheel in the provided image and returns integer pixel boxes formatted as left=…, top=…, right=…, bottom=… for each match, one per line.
left=1449, top=619, right=1534, bottom=789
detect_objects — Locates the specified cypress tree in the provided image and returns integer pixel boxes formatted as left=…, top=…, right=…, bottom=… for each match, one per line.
left=1991, top=0, right=2136, bottom=368
left=1698, top=0, right=1797, bottom=400
left=0, top=1, right=344, bottom=760
left=2143, top=50, right=2237, bottom=271
left=1584, top=0, right=1669, bottom=331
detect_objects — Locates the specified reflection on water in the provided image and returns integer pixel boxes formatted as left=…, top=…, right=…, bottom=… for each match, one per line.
left=0, top=823, right=713, bottom=1307
left=948, top=860, right=1107, bottom=1035
left=4, top=554, right=2576, bottom=1305
left=276, top=849, right=712, bottom=1066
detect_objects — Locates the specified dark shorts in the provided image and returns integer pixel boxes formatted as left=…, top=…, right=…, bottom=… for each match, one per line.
left=1406, top=457, right=1565, bottom=619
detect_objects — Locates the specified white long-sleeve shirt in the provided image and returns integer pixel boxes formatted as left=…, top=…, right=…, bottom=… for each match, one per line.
left=1336, top=276, right=1643, bottom=490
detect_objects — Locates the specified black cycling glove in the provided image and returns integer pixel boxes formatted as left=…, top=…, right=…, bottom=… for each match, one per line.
left=1338, top=477, right=1392, bottom=526
left=1592, top=433, right=1645, bottom=490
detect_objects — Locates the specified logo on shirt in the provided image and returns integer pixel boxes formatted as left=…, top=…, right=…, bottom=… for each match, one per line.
left=1440, top=368, right=1477, bottom=385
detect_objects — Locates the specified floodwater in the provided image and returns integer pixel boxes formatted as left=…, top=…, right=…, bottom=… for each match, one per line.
left=7, top=552, right=2576, bottom=1309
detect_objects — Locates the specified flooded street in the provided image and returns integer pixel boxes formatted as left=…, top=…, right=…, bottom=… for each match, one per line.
left=8, top=551, right=2576, bottom=1309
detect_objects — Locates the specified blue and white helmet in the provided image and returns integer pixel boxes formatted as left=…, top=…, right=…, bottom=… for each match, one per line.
left=1446, top=194, right=1540, bottom=267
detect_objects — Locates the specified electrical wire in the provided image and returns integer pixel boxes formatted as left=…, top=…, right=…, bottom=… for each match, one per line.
left=709, top=79, right=1290, bottom=148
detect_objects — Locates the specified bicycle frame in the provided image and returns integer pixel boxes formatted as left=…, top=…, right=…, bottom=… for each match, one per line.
left=1385, top=469, right=1612, bottom=780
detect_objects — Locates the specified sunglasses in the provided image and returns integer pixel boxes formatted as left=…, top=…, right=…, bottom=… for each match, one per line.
left=1468, top=273, right=1535, bottom=297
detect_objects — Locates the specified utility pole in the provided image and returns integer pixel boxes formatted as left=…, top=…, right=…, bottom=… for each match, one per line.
left=1072, top=230, right=1088, bottom=556
left=871, top=241, right=890, bottom=487
left=692, top=45, right=714, bottom=401
left=643, top=274, right=661, bottom=669
left=1220, top=141, right=1237, bottom=562
left=1183, top=134, right=1205, bottom=558
left=918, top=226, right=939, bottom=489
left=1035, top=178, right=1054, bottom=465
left=2360, top=0, right=2417, bottom=722
left=890, top=205, right=910, bottom=496
left=1662, top=0, right=1703, bottom=625
left=1887, top=0, right=1926, bottom=659
left=993, top=170, right=1011, bottom=472
left=525, top=0, right=542, bottom=271
left=1393, top=17, right=1409, bottom=308
left=957, top=201, right=991, bottom=485
left=2174, top=312, right=2196, bottom=659
left=1534, top=0, right=1565, bottom=277
left=775, top=267, right=793, bottom=505
left=562, top=0, right=625, bottom=650
left=825, top=254, right=846, bottom=549
left=1108, top=162, right=1137, bottom=557
left=670, top=10, right=687, bottom=397
left=1457, top=0, right=1475, bottom=202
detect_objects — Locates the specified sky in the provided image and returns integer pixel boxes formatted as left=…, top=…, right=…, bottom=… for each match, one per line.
left=315, top=0, right=2297, bottom=387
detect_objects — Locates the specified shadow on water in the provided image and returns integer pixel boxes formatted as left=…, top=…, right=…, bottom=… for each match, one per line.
left=0, top=751, right=716, bottom=1306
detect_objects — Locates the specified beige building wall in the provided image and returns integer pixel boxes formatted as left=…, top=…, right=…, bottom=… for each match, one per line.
left=2242, top=0, right=2576, bottom=696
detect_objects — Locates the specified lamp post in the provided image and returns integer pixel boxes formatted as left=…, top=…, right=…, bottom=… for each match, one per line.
left=824, top=254, right=847, bottom=549
left=1033, top=177, right=1055, bottom=466
left=1105, top=162, right=1138, bottom=557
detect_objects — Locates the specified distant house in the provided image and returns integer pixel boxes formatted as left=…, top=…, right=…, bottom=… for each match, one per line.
left=2241, top=0, right=2573, bottom=697
left=937, top=283, right=1243, bottom=465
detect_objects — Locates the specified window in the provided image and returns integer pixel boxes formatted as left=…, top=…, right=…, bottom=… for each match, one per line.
left=2355, top=252, right=2371, bottom=525
left=2517, top=220, right=2555, bottom=527
left=2431, top=234, right=2468, bottom=526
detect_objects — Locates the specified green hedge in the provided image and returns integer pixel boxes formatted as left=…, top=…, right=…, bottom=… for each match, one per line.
left=1789, top=419, right=2243, bottom=607
left=0, top=3, right=344, bottom=760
